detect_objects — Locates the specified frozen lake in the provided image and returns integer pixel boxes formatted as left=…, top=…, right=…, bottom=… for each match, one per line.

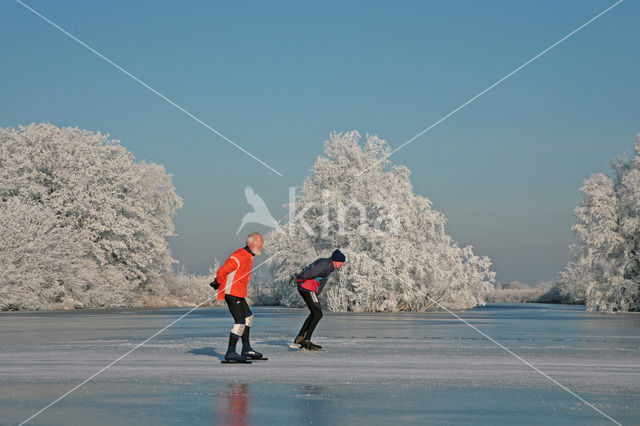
left=1, top=303, right=639, bottom=425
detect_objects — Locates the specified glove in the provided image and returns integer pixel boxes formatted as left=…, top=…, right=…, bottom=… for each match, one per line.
left=210, top=279, right=220, bottom=290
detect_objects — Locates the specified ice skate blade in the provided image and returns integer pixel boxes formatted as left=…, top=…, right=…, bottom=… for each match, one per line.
left=288, top=343, right=326, bottom=352
left=221, top=359, right=252, bottom=364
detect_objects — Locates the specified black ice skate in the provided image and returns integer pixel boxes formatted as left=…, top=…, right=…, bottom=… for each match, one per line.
left=242, top=348, right=267, bottom=360
left=222, top=351, right=251, bottom=364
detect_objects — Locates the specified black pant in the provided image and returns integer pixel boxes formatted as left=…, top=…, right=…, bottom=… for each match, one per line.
left=225, top=294, right=254, bottom=353
left=298, top=288, right=323, bottom=340
left=225, top=294, right=252, bottom=324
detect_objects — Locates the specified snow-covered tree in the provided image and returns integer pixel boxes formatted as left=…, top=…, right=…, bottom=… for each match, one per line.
left=0, top=198, right=97, bottom=310
left=555, top=135, right=640, bottom=312
left=0, top=123, right=183, bottom=310
left=264, top=131, right=495, bottom=312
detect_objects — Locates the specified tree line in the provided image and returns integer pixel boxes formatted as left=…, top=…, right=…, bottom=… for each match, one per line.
left=1, top=124, right=637, bottom=312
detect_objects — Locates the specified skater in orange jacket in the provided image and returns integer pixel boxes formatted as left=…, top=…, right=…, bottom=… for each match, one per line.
left=211, top=233, right=264, bottom=362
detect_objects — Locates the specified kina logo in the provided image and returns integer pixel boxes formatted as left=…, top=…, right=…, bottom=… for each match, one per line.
left=235, top=186, right=279, bottom=235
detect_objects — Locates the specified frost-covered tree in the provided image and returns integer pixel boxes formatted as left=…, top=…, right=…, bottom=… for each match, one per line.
left=0, top=198, right=97, bottom=310
left=555, top=135, right=640, bottom=312
left=264, top=131, right=495, bottom=312
left=0, top=123, right=183, bottom=310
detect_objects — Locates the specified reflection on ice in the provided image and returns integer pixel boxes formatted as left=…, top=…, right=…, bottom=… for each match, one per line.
left=216, top=383, right=249, bottom=426
left=297, top=385, right=330, bottom=425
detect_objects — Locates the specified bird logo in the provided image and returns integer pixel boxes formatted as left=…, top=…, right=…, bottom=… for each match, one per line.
left=235, top=186, right=279, bottom=235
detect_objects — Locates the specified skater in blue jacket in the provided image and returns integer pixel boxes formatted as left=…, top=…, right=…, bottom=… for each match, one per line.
left=292, top=249, right=346, bottom=350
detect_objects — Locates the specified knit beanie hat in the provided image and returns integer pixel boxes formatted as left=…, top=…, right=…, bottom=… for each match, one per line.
left=330, top=249, right=346, bottom=262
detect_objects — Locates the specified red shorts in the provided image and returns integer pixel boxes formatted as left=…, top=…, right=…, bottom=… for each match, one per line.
left=297, top=278, right=319, bottom=293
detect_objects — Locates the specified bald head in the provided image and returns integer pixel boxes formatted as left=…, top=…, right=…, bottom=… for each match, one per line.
left=246, top=233, right=264, bottom=255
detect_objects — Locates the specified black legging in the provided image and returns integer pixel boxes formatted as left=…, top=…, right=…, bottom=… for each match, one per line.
left=298, top=288, right=323, bottom=340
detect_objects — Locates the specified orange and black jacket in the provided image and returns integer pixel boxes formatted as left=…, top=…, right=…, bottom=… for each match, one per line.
left=216, top=246, right=255, bottom=300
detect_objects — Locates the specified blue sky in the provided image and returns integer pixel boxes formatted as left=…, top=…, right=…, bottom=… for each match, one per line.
left=1, top=0, right=638, bottom=285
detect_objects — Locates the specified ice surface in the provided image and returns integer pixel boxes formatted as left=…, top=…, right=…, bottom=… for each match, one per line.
left=1, top=304, right=638, bottom=425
